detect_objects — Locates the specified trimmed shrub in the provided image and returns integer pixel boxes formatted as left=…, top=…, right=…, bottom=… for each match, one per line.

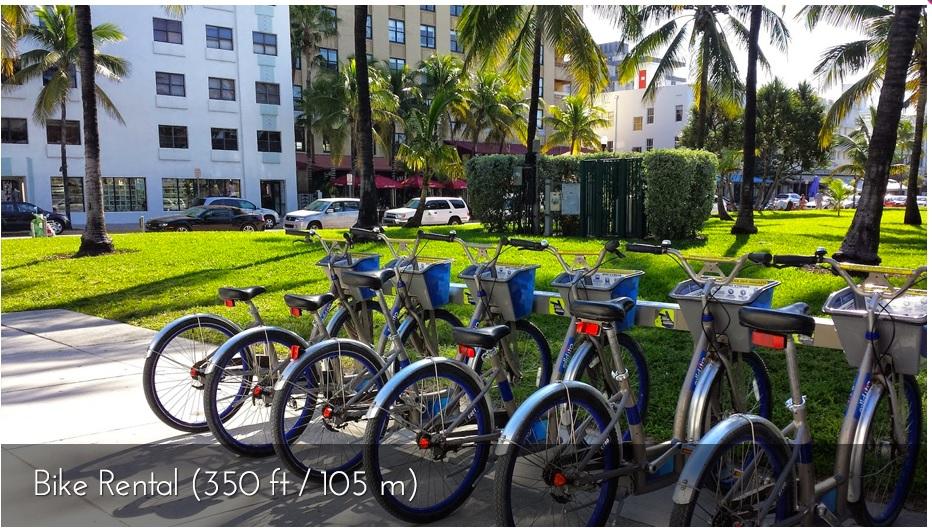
left=642, top=148, right=717, bottom=240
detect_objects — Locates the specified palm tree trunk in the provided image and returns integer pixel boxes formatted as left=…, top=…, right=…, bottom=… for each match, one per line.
left=353, top=5, right=378, bottom=228
left=306, top=129, right=315, bottom=195
left=408, top=166, right=431, bottom=227
left=732, top=5, right=761, bottom=234
left=696, top=45, right=709, bottom=148
left=75, top=5, right=113, bottom=256
left=836, top=6, right=922, bottom=263
left=59, top=101, right=71, bottom=221
left=904, top=56, right=925, bottom=225
left=522, top=8, right=544, bottom=234
left=716, top=177, right=732, bottom=220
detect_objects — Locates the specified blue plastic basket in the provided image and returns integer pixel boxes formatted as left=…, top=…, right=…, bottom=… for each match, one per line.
left=386, top=257, right=453, bottom=310
left=458, top=263, right=540, bottom=321
left=551, top=270, right=645, bottom=330
left=316, top=253, right=381, bottom=300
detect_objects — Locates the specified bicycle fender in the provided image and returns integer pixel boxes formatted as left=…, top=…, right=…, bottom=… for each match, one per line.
left=364, top=357, right=485, bottom=420
left=146, top=313, right=242, bottom=358
left=273, top=337, right=383, bottom=391
left=562, top=341, right=596, bottom=382
left=673, top=413, right=788, bottom=506
left=686, top=359, right=723, bottom=442
left=846, top=382, right=884, bottom=503
left=495, top=380, right=612, bottom=457
left=202, top=325, right=309, bottom=375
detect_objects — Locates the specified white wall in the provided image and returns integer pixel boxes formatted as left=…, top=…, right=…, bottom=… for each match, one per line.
left=595, top=84, right=693, bottom=153
left=0, top=5, right=296, bottom=225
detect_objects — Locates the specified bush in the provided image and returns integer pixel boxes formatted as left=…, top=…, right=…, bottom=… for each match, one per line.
left=642, top=149, right=717, bottom=240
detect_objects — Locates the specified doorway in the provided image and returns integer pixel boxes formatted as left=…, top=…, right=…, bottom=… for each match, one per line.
left=261, top=180, right=285, bottom=215
left=2, top=177, right=26, bottom=202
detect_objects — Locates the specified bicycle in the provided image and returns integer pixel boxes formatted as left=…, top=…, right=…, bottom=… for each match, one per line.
left=493, top=241, right=776, bottom=526
left=268, top=227, right=464, bottom=476
left=361, top=235, right=561, bottom=523
left=142, top=230, right=380, bottom=434
left=670, top=249, right=925, bottom=527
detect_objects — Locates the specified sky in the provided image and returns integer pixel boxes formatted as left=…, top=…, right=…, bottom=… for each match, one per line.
left=582, top=5, right=871, bottom=101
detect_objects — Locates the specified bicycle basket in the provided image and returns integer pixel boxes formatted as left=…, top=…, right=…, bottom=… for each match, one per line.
left=316, top=252, right=381, bottom=300
left=386, top=257, right=453, bottom=310
left=669, top=277, right=779, bottom=353
left=823, top=286, right=927, bottom=375
left=458, top=263, right=540, bottom=321
left=551, top=270, right=644, bottom=330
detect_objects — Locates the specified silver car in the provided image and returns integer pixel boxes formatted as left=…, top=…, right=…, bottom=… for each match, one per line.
left=283, top=198, right=360, bottom=229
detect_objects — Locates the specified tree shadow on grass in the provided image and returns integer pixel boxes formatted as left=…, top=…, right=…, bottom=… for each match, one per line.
left=724, top=234, right=749, bottom=257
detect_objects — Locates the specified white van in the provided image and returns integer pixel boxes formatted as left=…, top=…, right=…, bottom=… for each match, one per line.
left=383, top=197, right=470, bottom=225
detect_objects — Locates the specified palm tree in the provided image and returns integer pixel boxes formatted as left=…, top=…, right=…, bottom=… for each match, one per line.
left=353, top=5, right=377, bottom=227
left=417, top=54, right=465, bottom=139
left=459, top=6, right=608, bottom=233
left=835, top=6, right=922, bottom=264
left=13, top=5, right=127, bottom=223
left=74, top=5, right=111, bottom=256
left=716, top=148, right=742, bottom=221
left=541, top=94, right=610, bottom=155
left=396, top=88, right=465, bottom=227
left=377, top=61, right=420, bottom=178
left=604, top=5, right=788, bottom=150
left=830, top=117, right=870, bottom=205
left=732, top=5, right=763, bottom=234
left=2, top=5, right=30, bottom=79
left=462, top=69, right=527, bottom=154
left=824, top=178, right=853, bottom=217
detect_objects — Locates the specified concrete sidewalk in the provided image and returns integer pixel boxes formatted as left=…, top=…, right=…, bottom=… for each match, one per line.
left=0, top=310, right=925, bottom=526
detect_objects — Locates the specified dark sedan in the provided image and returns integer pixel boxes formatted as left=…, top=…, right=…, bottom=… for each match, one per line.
left=1, top=201, right=71, bottom=235
left=146, top=206, right=265, bottom=232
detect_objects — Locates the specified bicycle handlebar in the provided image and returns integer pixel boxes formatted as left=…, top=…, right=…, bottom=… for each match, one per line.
left=773, top=254, right=820, bottom=266
left=508, top=238, right=549, bottom=251
left=626, top=242, right=666, bottom=255
left=748, top=252, right=773, bottom=265
left=417, top=229, right=457, bottom=243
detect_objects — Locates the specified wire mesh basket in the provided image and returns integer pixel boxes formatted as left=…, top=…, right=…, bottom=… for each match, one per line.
left=386, top=257, right=453, bottom=310
left=551, top=269, right=645, bottom=330
left=316, top=253, right=381, bottom=300
left=669, top=277, right=780, bottom=353
left=458, top=263, right=540, bottom=321
left=823, top=286, right=927, bottom=375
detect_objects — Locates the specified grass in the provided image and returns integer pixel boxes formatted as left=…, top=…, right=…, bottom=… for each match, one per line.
left=1, top=208, right=927, bottom=499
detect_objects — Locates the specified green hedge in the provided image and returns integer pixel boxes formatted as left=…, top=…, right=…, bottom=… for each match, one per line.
left=642, top=149, right=717, bottom=240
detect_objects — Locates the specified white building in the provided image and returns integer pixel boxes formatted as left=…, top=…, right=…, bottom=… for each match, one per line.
left=1, top=5, right=297, bottom=226
left=594, top=85, right=694, bottom=153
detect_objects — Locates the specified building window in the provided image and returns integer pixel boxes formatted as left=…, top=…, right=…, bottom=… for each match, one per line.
left=607, top=140, right=614, bottom=152
left=102, top=177, right=147, bottom=212
left=538, top=46, right=544, bottom=66
left=538, top=77, right=544, bottom=95
left=153, top=18, right=182, bottom=44
left=420, top=24, right=435, bottom=49
left=257, top=130, right=282, bottom=153
left=633, top=116, right=643, bottom=131
left=646, top=107, right=654, bottom=124
left=50, top=177, right=85, bottom=212
left=646, top=138, right=654, bottom=151
left=674, top=135, right=680, bottom=148
left=537, top=109, right=544, bottom=130
left=206, top=25, right=233, bottom=50
left=1, top=118, right=28, bottom=144
left=632, top=146, right=642, bottom=153
left=158, top=125, right=188, bottom=149
left=43, top=65, right=76, bottom=88
left=211, top=128, right=238, bottom=150
left=293, top=84, right=302, bottom=104
left=319, top=47, right=338, bottom=70
left=252, top=31, right=277, bottom=56
left=450, top=5, right=464, bottom=16
left=46, top=119, right=80, bottom=145
left=162, top=178, right=241, bottom=211
left=450, top=30, right=462, bottom=53
left=366, top=14, right=372, bottom=39
left=293, top=54, right=301, bottom=70
left=295, top=126, right=306, bottom=152
left=388, top=57, right=406, bottom=73
left=322, top=138, right=331, bottom=153
left=208, top=77, right=235, bottom=100
left=255, top=82, right=280, bottom=105
left=155, top=71, right=185, bottom=97
left=388, top=19, right=405, bottom=44
left=421, top=5, right=435, bottom=12
left=393, top=131, right=405, bottom=154
left=675, top=104, right=683, bottom=122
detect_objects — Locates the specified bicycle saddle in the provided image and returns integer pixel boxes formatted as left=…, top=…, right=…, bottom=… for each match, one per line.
left=218, top=286, right=266, bottom=302
left=340, top=268, right=394, bottom=290
left=738, top=302, right=815, bottom=336
left=283, top=293, right=335, bottom=313
left=453, top=325, right=511, bottom=349
left=571, top=297, right=636, bottom=323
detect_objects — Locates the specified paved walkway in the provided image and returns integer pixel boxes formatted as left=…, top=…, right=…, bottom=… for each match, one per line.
left=1, top=310, right=925, bottom=526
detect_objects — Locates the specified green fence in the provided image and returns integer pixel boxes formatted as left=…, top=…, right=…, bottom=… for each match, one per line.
left=579, top=158, right=647, bottom=239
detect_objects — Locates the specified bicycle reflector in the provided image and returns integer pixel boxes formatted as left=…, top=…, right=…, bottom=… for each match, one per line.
left=290, top=307, right=302, bottom=317
left=458, top=344, right=476, bottom=358
left=289, top=345, right=301, bottom=360
left=575, top=321, right=602, bottom=337
left=751, top=331, right=786, bottom=349
left=224, top=299, right=235, bottom=308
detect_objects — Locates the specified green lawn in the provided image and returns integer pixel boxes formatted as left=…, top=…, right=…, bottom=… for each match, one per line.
left=1, top=208, right=927, bottom=497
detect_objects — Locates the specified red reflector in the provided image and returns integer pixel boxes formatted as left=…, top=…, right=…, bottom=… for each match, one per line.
left=752, top=331, right=787, bottom=349
left=224, top=299, right=235, bottom=308
left=290, top=345, right=301, bottom=360
left=290, top=307, right=302, bottom=317
left=575, top=321, right=602, bottom=336
left=552, top=472, right=567, bottom=487
left=417, top=436, right=430, bottom=449
left=458, top=344, right=476, bottom=358
left=321, top=405, right=333, bottom=419
left=252, top=385, right=262, bottom=397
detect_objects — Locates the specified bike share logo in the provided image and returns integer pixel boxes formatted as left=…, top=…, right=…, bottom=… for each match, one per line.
left=854, top=376, right=872, bottom=420
left=691, top=352, right=708, bottom=390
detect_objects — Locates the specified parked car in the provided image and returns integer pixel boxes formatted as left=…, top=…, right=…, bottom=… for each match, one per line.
left=191, top=197, right=280, bottom=229
left=1, top=201, right=71, bottom=235
left=283, top=198, right=360, bottom=230
left=383, top=197, right=470, bottom=226
left=768, top=193, right=802, bottom=210
left=804, top=196, right=836, bottom=209
left=145, top=205, right=264, bottom=232
left=884, top=195, right=907, bottom=207
left=917, top=195, right=927, bottom=207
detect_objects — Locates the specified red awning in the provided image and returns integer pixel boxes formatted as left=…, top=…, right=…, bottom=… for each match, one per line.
left=449, top=179, right=467, bottom=190
left=332, top=174, right=404, bottom=189
left=296, top=153, right=397, bottom=173
left=400, top=175, right=446, bottom=189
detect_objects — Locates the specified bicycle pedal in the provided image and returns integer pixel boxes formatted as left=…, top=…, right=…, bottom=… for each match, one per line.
left=815, top=503, right=840, bottom=526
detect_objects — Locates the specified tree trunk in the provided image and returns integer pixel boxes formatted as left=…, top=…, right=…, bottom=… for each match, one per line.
left=836, top=6, right=922, bottom=263
left=306, top=128, right=315, bottom=197
left=75, top=5, right=113, bottom=256
left=696, top=45, right=709, bottom=148
left=904, top=55, right=925, bottom=225
left=353, top=5, right=378, bottom=227
left=522, top=9, right=544, bottom=234
left=732, top=5, right=761, bottom=234
left=407, top=167, right=431, bottom=227
left=59, top=101, right=71, bottom=221
left=716, top=177, right=732, bottom=220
